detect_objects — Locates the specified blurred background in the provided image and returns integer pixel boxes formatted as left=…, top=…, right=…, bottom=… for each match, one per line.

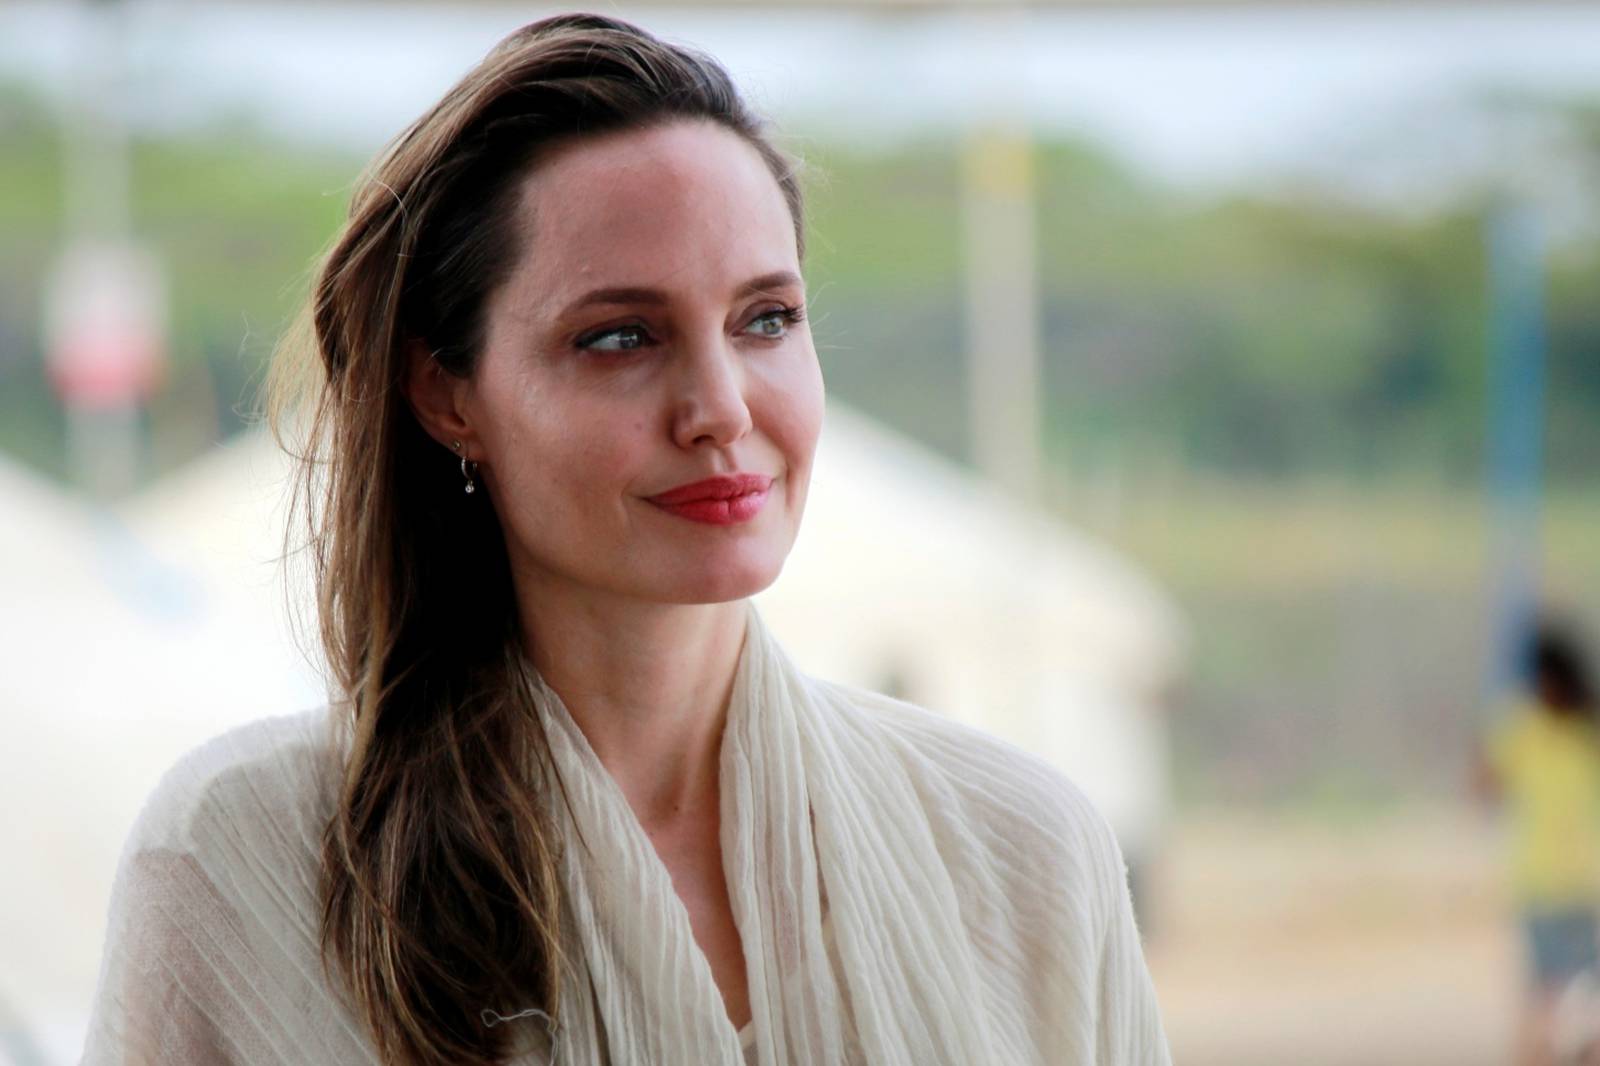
left=3, top=1, right=1598, bottom=1063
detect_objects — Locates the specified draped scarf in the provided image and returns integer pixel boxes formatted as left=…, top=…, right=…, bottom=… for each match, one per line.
left=521, top=599, right=999, bottom=1066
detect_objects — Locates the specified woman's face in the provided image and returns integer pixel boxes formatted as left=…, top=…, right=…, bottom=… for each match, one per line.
left=458, top=118, right=823, bottom=607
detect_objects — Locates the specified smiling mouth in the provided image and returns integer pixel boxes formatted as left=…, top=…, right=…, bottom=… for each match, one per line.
left=644, top=476, right=774, bottom=526
left=646, top=473, right=774, bottom=506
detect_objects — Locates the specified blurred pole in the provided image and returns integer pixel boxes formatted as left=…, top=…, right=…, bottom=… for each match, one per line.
left=959, top=7, right=1041, bottom=506
left=44, top=0, right=166, bottom=501
left=957, top=7, right=1061, bottom=765
left=1481, top=199, right=1547, bottom=706
left=62, top=0, right=133, bottom=241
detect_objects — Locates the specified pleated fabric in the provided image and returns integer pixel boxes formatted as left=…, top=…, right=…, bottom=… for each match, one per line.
left=81, top=599, right=1171, bottom=1065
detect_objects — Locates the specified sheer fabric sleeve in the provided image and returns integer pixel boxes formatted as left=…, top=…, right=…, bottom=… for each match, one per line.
left=79, top=710, right=369, bottom=1066
left=81, top=845, right=273, bottom=1064
left=1092, top=825, right=1171, bottom=1066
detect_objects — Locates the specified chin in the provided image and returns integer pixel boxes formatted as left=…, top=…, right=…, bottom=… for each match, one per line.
left=656, top=548, right=787, bottom=605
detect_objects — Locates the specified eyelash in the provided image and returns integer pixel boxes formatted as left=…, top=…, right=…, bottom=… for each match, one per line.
left=574, top=304, right=807, bottom=353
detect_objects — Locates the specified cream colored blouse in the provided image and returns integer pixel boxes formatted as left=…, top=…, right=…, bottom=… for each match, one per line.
left=82, top=601, right=1171, bottom=1065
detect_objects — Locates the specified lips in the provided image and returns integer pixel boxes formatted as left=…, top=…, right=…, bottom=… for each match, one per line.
left=646, top=473, right=774, bottom=506
left=645, top=473, right=774, bottom=526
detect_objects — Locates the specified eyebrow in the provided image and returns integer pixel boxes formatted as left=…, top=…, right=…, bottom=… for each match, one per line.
left=560, top=270, right=804, bottom=317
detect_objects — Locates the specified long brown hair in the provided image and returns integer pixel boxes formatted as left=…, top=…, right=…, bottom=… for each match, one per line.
left=262, top=14, right=804, bottom=1065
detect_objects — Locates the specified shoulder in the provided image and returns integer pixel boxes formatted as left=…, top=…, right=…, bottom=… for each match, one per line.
left=809, top=676, right=1128, bottom=928
left=88, top=708, right=355, bottom=1060
left=100, top=706, right=346, bottom=976
left=809, top=675, right=1115, bottom=836
left=125, top=705, right=344, bottom=863
left=1487, top=702, right=1547, bottom=763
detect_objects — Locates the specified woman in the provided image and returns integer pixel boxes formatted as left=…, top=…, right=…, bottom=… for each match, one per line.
left=82, top=14, right=1170, bottom=1066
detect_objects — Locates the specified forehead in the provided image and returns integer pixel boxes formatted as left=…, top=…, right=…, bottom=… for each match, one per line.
left=510, top=119, right=798, bottom=304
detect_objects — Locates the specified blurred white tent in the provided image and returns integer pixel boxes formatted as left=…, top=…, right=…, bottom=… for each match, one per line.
left=1, top=403, right=1183, bottom=1062
left=767, top=405, right=1185, bottom=863
left=0, top=448, right=326, bottom=1063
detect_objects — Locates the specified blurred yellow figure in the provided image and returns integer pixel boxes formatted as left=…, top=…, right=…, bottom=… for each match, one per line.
left=1490, top=703, right=1600, bottom=907
left=1478, top=624, right=1600, bottom=1066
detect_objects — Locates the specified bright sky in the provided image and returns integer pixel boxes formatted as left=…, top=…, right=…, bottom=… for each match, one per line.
left=3, top=1, right=1600, bottom=199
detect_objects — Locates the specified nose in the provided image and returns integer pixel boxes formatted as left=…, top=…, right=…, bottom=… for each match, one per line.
left=670, top=334, right=754, bottom=450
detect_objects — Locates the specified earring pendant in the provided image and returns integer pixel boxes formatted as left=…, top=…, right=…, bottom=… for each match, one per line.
left=452, top=440, right=477, bottom=495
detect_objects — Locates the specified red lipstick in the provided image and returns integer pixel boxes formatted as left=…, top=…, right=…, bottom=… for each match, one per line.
left=646, top=473, right=773, bottom=525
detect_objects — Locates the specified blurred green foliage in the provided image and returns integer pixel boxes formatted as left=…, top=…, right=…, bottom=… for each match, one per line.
left=2, top=81, right=1595, bottom=805
left=803, top=136, right=1598, bottom=488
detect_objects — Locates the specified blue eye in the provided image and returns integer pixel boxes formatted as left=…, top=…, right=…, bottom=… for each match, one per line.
left=575, top=305, right=805, bottom=353
left=744, top=305, right=806, bottom=339
left=576, top=324, right=652, bottom=352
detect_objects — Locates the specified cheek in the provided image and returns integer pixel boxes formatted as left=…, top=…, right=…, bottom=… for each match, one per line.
left=771, top=349, right=825, bottom=462
left=512, top=408, right=643, bottom=507
left=472, top=374, right=589, bottom=516
left=495, top=431, right=641, bottom=564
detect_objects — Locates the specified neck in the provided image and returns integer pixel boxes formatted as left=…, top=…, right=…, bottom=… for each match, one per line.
left=517, top=580, right=749, bottom=829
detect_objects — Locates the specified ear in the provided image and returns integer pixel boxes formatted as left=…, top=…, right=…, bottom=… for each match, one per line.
left=402, top=339, right=477, bottom=457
